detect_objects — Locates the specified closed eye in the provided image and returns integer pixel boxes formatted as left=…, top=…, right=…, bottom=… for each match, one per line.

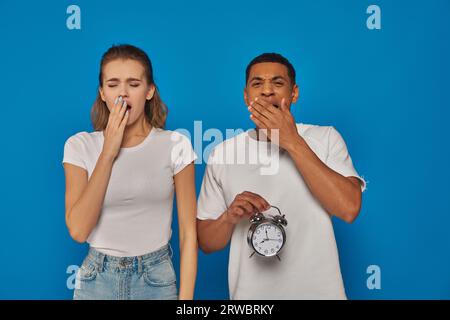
left=107, top=83, right=140, bottom=88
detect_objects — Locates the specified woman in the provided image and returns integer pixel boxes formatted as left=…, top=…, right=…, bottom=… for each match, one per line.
left=63, top=44, right=197, bottom=300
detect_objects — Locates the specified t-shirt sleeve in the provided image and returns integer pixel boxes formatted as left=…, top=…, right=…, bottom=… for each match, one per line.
left=326, top=127, right=366, bottom=192
left=171, top=132, right=198, bottom=175
left=62, top=135, right=87, bottom=170
left=197, top=155, right=228, bottom=221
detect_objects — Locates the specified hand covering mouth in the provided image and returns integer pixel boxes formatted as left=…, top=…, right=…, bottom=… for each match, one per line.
left=259, top=98, right=280, bottom=108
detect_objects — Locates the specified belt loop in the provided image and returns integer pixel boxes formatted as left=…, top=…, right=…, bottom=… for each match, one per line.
left=137, top=256, right=143, bottom=274
left=97, top=253, right=105, bottom=273
left=168, top=243, right=173, bottom=258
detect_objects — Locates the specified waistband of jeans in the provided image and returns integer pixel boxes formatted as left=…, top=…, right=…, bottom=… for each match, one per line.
left=86, top=244, right=172, bottom=272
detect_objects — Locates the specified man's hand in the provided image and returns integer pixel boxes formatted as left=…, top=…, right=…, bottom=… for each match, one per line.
left=224, top=191, right=270, bottom=225
left=248, top=97, right=301, bottom=151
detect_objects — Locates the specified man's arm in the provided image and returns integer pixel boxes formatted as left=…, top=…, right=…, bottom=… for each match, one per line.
left=197, top=212, right=235, bottom=254
left=284, top=136, right=362, bottom=223
left=249, top=97, right=362, bottom=223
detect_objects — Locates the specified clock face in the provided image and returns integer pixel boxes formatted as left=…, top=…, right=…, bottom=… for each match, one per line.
left=251, top=222, right=285, bottom=257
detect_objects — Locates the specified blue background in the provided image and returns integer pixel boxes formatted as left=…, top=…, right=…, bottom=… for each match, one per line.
left=1, top=0, right=449, bottom=299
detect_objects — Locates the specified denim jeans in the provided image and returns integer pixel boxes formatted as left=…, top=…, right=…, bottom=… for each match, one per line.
left=73, top=244, right=178, bottom=300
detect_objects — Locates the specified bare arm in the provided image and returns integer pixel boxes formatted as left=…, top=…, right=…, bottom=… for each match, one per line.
left=249, top=97, right=362, bottom=223
left=174, top=163, right=197, bottom=300
left=64, top=96, right=129, bottom=242
left=64, top=153, right=115, bottom=243
left=284, top=137, right=362, bottom=223
left=197, top=192, right=270, bottom=254
left=197, top=212, right=235, bottom=254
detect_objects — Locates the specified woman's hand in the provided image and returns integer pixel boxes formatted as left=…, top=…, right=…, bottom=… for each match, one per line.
left=101, top=96, right=129, bottom=161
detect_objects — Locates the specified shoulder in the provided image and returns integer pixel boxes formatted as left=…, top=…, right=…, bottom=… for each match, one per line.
left=65, top=131, right=102, bottom=146
left=151, top=128, right=193, bottom=147
left=298, top=123, right=345, bottom=148
left=63, top=131, right=103, bottom=158
left=63, top=131, right=102, bottom=169
left=298, top=123, right=334, bottom=141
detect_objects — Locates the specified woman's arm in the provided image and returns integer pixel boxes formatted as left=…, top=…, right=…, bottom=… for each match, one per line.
left=174, top=163, right=198, bottom=300
left=64, top=98, right=129, bottom=242
left=64, top=153, right=115, bottom=243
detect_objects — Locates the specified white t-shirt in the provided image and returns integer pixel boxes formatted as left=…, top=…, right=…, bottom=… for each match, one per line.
left=197, top=123, right=366, bottom=300
left=63, top=128, right=197, bottom=257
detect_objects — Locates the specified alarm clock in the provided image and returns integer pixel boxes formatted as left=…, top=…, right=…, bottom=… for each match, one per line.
left=247, top=205, right=287, bottom=261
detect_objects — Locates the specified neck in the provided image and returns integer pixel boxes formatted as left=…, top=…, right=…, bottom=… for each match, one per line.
left=123, top=114, right=152, bottom=142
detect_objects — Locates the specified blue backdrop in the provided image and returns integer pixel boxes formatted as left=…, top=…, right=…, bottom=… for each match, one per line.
left=1, top=0, right=449, bottom=299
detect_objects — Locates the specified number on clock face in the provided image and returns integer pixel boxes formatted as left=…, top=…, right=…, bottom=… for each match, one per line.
left=252, top=223, right=284, bottom=256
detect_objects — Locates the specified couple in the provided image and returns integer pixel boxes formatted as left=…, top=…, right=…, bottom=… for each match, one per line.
left=62, top=44, right=366, bottom=300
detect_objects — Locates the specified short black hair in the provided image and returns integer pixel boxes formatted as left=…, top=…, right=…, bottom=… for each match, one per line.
left=245, top=53, right=296, bottom=86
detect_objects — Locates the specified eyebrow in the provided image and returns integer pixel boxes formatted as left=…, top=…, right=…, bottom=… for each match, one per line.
left=249, top=76, right=288, bottom=83
left=106, top=77, right=142, bottom=82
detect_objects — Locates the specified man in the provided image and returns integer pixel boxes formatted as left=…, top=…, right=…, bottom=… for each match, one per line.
left=197, top=53, right=366, bottom=299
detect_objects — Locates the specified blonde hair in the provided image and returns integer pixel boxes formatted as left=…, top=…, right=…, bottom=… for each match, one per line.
left=91, top=44, right=168, bottom=131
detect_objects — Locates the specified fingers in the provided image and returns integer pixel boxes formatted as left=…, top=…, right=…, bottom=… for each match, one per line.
left=228, top=203, right=255, bottom=222
left=119, top=109, right=130, bottom=130
left=254, top=98, right=278, bottom=113
left=280, top=98, right=288, bottom=111
left=106, top=96, right=121, bottom=129
left=249, top=98, right=275, bottom=119
left=118, top=98, right=127, bottom=119
left=234, top=199, right=257, bottom=215
left=250, top=113, right=268, bottom=129
left=110, top=96, right=128, bottom=129
left=113, top=95, right=122, bottom=115
left=249, top=97, right=283, bottom=129
left=243, top=191, right=271, bottom=210
left=227, top=191, right=271, bottom=224
left=236, top=191, right=270, bottom=212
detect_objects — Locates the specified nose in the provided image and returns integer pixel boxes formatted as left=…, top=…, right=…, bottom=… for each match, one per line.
left=118, top=85, right=129, bottom=99
left=261, top=82, right=274, bottom=97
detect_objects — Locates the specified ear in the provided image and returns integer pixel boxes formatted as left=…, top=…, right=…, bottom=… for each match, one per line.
left=291, top=84, right=299, bottom=104
left=146, top=85, right=156, bottom=100
left=99, top=87, right=106, bottom=102
left=244, top=87, right=250, bottom=106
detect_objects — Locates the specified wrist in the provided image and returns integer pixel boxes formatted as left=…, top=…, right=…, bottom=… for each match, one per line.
left=99, top=151, right=116, bottom=165
left=222, top=209, right=237, bottom=226
left=284, top=134, right=307, bottom=154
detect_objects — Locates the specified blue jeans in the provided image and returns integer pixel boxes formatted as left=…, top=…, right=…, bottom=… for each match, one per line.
left=73, top=244, right=178, bottom=300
